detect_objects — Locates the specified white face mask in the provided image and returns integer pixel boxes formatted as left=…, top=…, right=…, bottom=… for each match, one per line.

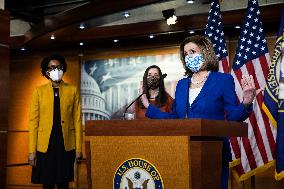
left=49, top=69, right=63, bottom=82
left=185, top=54, right=204, bottom=73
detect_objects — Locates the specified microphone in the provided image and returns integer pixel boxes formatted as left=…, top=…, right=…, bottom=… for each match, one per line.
left=185, top=77, right=190, bottom=118
left=122, top=73, right=167, bottom=119
left=161, top=73, right=167, bottom=79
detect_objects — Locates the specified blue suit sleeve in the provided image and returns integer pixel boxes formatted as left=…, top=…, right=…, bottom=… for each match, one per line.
left=224, top=74, right=252, bottom=121
left=145, top=100, right=179, bottom=119
left=145, top=80, right=184, bottom=119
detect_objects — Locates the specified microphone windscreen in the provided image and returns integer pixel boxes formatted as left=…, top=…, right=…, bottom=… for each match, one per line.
left=162, top=73, right=167, bottom=79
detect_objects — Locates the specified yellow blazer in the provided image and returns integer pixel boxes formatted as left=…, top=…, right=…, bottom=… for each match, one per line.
left=29, top=81, right=82, bottom=154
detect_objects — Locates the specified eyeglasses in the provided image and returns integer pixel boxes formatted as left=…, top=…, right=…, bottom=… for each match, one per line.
left=47, top=65, right=63, bottom=71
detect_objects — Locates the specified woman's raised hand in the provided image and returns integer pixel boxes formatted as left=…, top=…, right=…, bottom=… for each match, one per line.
left=139, top=81, right=150, bottom=108
left=241, top=75, right=257, bottom=106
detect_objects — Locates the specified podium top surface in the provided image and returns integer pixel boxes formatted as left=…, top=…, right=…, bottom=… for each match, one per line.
left=85, top=119, right=247, bottom=137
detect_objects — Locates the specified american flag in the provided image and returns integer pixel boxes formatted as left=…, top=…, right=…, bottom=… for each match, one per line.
left=205, top=0, right=229, bottom=73
left=231, top=0, right=276, bottom=181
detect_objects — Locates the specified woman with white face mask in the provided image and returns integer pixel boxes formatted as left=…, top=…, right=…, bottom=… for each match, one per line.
left=140, top=35, right=257, bottom=189
left=28, top=54, right=82, bottom=189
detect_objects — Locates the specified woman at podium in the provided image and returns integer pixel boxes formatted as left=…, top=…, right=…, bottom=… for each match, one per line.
left=140, top=35, right=257, bottom=189
left=28, top=54, right=83, bottom=189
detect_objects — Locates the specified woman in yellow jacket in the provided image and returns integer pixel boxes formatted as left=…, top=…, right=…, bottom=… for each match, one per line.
left=28, top=54, right=82, bottom=189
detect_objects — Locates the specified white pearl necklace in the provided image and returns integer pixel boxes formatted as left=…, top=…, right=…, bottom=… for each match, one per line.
left=191, top=71, right=210, bottom=84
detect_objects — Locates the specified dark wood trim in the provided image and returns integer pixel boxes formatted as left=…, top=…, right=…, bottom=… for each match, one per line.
left=6, top=159, right=85, bottom=167
left=6, top=184, right=42, bottom=188
left=24, top=0, right=164, bottom=43
left=12, top=3, right=283, bottom=51
left=7, top=130, right=86, bottom=132
left=0, top=10, right=10, bottom=45
left=7, top=130, right=28, bottom=132
left=187, top=136, right=192, bottom=189
left=0, top=13, right=9, bottom=185
left=0, top=9, right=9, bottom=189
left=6, top=163, right=29, bottom=167
left=0, top=133, right=7, bottom=189
left=9, top=35, right=27, bottom=49
left=190, top=140, right=223, bottom=188
left=85, top=141, right=92, bottom=189
left=85, top=119, right=248, bottom=137
left=65, top=3, right=284, bottom=41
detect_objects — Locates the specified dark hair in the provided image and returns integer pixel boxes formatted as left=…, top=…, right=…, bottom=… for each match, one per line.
left=40, top=54, right=67, bottom=78
left=138, top=65, right=167, bottom=108
left=179, top=35, right=219, bottom=77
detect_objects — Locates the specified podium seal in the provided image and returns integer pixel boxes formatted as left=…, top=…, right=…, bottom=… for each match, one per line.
left=114, top=158, right=164, bottom=189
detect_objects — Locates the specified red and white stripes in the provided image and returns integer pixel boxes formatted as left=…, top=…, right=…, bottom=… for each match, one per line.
left=219, top=56, right=230, bottom=73
left=230, top=53, right=276, bottom=178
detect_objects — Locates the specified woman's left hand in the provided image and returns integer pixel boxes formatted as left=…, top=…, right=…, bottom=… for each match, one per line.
left=241, top=75, right=257, bottom=106
left=139, top=81, right=150, bottom=108
left=76, top=152, right=83, bottom=162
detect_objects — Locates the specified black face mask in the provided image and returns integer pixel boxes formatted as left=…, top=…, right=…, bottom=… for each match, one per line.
left=147, top=76, right=160, bottom=89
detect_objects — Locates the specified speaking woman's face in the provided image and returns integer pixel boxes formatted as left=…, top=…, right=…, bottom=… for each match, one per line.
left=183, top=42, right=201, bottom=57
left=184, top=42, right=207, bottom=73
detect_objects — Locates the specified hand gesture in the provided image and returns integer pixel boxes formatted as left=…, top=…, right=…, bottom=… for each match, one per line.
left=76, top=152, right=83, bottom=163
left=241, top=75, right=257, bottom=106
left=139, top=81, right=150, bottom=108
left=28, top=152, right=36, bottom=167
left=138, top=81, right=144, bottom=95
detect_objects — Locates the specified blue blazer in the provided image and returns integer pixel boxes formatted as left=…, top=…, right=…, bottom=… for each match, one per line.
left=146, top=72, right=251, bottom=121
left=146, top=72, right=251, bottom=189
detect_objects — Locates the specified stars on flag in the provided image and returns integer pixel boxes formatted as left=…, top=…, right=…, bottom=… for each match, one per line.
left=232, top=0, right=268, bottom=70
left=205, top=0, right=228, bottom=62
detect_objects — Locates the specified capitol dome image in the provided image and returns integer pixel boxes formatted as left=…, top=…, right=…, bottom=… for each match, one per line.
left=80, top=65, right=110, bottom=125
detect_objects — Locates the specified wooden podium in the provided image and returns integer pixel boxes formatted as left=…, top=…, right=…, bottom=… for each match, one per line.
left=85, top=119, right=247, bottom=189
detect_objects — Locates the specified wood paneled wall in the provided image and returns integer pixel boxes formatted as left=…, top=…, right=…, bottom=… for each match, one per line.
left=0, top=9, right=10, bottom=189
left=8, top=32, right=284, bottom=188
